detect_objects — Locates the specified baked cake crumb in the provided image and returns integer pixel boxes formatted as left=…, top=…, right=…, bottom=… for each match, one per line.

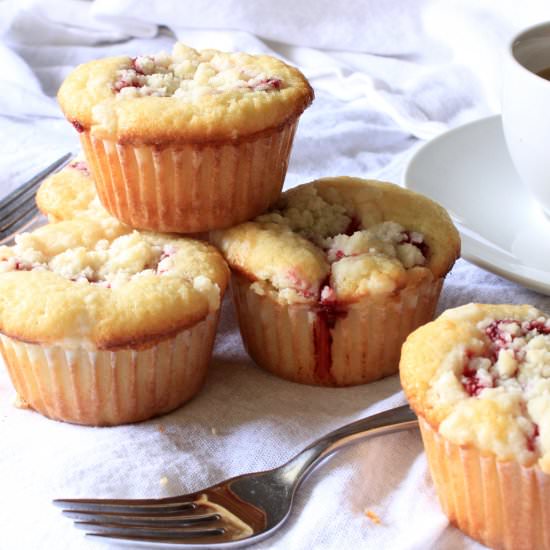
left=14, top=394, right=30, bottom=409
left=364, top=509, right=382, bottom=524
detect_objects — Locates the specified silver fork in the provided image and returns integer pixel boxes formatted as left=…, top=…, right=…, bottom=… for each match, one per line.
left=55, top=405, right=417, bottom=548
left=0, top=153, right=73, bottom=244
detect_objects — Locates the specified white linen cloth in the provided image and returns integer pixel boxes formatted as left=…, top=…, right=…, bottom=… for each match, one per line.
left=1, top=2, right=550, bottom=549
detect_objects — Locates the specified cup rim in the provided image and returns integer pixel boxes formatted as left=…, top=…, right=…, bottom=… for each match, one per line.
left=509, top=21, right=550, bottom=82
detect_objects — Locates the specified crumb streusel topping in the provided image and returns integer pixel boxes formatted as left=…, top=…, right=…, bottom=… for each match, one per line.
left=57, top=43, right=314, bottom=143
left=0, top=231, right=197, bottom=290
left=215, top=180, right=432, bottom=305
left=0, top=220, right=229, bottom=347
left=115, top=44, right=284, bottom=100
left=414, top=304, right=550, bottom=472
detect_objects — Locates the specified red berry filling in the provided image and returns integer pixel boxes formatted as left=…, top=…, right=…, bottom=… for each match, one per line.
left=68, top=161, right=90, bottom=177
left=313, top=275, right=348, bottom=383
left=13, top=260, right=32, bottom=271
left=71, top=120, right=84, bottom=133
left=524, top=320, right=550, bottom=335
left=459, top=318, right=550, bottom=454
left=527, top=424, right=540, bottom=452
left=286, top=268, right=317, bottom=299
left=461, top=365, right=494, bottom=396
left=252, top=77, right=282, bottom=91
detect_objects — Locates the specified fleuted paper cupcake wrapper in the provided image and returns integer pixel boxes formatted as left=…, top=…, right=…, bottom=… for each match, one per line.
left=231, top=273, right=443, bottom=386
left=0, top=312, right=218, bottom=426
left=80, top=120, right=298, bottom=234
left=419, top=416, right=550, bottom=550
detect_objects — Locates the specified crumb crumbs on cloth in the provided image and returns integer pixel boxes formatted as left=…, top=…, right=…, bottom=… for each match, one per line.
left=364, top=509, right=382, bottom=524
left=13, top=394, right=30, bottom=409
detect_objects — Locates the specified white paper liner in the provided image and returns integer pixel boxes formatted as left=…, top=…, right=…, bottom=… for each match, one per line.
left=231, top=273, right=443, bottom=386
left=419, top=416, right=550, bottom=550
left=0, top=312, right=218, bottom=426
left=80, top=120, right=298, bottom=233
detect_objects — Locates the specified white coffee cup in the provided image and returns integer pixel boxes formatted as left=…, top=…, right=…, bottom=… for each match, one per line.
left=502, top=22, right=550, bottom=216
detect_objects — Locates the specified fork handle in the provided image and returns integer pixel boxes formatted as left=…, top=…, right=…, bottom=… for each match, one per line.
left=279, top=404, right=418, bottom=487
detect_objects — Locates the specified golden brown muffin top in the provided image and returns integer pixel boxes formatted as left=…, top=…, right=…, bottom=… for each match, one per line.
left=36, top=158, right=115, bottom=224
left=400, top=303, right=550, bottom=473
left=212, top=177, right=460, bottom=305
left=57, top=43, right=314, bottom=144
left=0, top=220, right=229, bottom=349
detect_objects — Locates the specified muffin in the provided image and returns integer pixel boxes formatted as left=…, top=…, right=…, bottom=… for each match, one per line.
left=36, top=157, right=115, bottom=224
left=400, top=303, right=550, bottom=550
left=0, top=219, right=229, bottom=425
left=212, top=177, right=460, bottom=386
left=57, top=43, right=314, bottom=233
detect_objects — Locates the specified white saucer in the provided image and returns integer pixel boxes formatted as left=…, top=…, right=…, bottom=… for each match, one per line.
left=404, top=114, right=550, bottom=296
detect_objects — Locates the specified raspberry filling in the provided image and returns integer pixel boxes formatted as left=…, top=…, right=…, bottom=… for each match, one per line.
left=462, top=319, right=550, bottom=395
left=68, top=160, right=90, bottom=177
left=527, top=424, right=540, bottom=452
left=71, top=120, right=84, bottom=133
left=461, top=364, right=494, bottom=397
left=461, top=318, right=550, bottom=453
left=254, top=187, right=432, bottom=381
left=302, top=218, right=429, bottom=382
left=313, top=279, right=348, bottom=383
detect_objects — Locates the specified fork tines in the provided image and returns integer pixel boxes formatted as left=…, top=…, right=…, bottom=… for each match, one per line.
left=0, top=153, right=72, bottom=243
left=54, top=497, right=230, bottom=544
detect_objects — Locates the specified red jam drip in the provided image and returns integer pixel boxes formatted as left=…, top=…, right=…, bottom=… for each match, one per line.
left=71, top=120, right=85, bottom=133
left=527, top=424, right=540, bottom=452
left=313, top=275, right=348, bottom=383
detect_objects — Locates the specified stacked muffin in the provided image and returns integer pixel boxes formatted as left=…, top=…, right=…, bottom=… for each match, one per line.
left=0, top=43, right=313, bottom=425
left=57, top=44, right=314, bottom=233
